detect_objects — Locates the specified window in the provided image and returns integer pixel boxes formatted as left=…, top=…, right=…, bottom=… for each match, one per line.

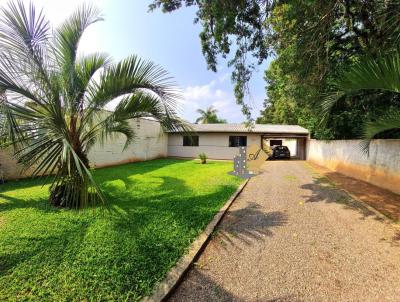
left=229, top=136, right=247, bottom=147
left=183, top=135, right=199, bottom=146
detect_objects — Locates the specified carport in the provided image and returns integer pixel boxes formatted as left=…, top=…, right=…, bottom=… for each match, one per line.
left=261, top=133, right=308, bottom=160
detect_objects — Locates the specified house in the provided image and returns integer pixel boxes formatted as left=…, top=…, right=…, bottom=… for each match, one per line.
left=167, top=123, right=309, bottom=160
left=0, top=118, right=309, bottom=179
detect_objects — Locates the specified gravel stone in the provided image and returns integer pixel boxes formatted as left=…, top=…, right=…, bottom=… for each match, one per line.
left=168, top=161, right=400, bottom=302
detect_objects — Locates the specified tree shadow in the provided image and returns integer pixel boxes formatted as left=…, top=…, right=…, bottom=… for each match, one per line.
left=301, top=176, right=382, bottom=220
left=0, top=159, right=188, bottom=213
left=168, top=268, right=299, bottom=302
left=0, top=193, right=56, bottom=213
left=0, top=159, right=243, bottom=299
left=320, top=169, right=400, bottom=222
left=212, top=202, right=288, bottom=249
left=0, top=218, right=90, bottom=276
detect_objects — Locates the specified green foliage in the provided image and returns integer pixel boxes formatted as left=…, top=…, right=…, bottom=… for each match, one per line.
left=195, top=106, right=227, bottom=124
left=0, top=1, right=187, bottom=208
left=0, top=159, right=242, bottom=301
left=324, top=50, right=400, bottom=149
left=198, top=152, right=207, bottom=164
left=257, top=0, right=400, bottom=139
left=150, top=0, right=400, bottom=127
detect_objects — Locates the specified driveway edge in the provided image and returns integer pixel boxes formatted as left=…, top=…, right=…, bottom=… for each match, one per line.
left=306, top=162, right=400, bottom=225
left=142, top=178, right=250, bottom=302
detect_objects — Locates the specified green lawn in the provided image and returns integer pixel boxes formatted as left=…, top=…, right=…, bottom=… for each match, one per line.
left=0, top=159, right=242, bottom=301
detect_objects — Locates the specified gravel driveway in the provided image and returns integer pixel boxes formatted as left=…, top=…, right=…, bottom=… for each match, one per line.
left=168, top=161, right=400, bottom=302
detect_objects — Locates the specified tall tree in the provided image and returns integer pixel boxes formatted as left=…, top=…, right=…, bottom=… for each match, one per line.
left=258, top=0, right=400, bottom=139
left=151, top=0, right=400, bottom=139
left=195, top=106, right=226, bottom=123
left=0, top=1, right=187, bottom=208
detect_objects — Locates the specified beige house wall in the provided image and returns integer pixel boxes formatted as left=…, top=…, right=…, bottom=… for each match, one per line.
left=167, top=133, right=262, bottom=160
left=0, top=118, right=167, bottom=180
left=307, top=139, right=400, bottom=195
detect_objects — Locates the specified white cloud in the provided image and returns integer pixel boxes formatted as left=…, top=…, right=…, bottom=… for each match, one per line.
left=181, top=79, right=244, bottom=123
left=182, top=80, right=216, bottom=101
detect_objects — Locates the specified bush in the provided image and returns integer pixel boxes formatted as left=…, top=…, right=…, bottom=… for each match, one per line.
left=199, top=152, right=208, bottom=164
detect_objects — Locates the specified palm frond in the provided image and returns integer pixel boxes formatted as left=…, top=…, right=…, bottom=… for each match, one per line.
left=323, top=50, right=400, bottom=112
left=360, top=109, right=400, bottom=154
left=0, top=0, right=51, bottom=92
left=54, top=4, right=102, bottom=106
left=87, top=55, right=181, bottom=109
left=0, top=0, right=49, bottom=60
left=82, top=92, right=188, bottom=151
left=75, top=52, right=111, bottom=89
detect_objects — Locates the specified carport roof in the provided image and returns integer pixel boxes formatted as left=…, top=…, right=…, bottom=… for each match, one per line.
left=168, top=123, right=309, bottom=134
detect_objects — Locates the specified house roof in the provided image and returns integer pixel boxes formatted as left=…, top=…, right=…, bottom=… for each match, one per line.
left=168, top=123, right=309, bottom=134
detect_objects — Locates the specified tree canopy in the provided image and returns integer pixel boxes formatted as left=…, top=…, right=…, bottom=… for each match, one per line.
left=151, top=0, right=400, bottom=139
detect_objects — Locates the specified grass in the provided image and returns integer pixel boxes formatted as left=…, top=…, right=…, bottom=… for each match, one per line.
left=0, top=159, right=242, bottom=301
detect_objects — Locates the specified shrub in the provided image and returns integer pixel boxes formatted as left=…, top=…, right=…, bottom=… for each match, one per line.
left=199, top=152, right=208, bottom=164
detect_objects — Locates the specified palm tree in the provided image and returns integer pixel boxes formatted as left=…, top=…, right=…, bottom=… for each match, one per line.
left=195, top=106, right=226, bottom=123
left=0, top=1, right=187, bottom=208
left=323, top=51, right=400, bottom=151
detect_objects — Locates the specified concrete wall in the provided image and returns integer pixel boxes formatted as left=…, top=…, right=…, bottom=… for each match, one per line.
left=0, top=148, right=34, bottom=180
left=0, top=118, right=167, bottom=180
left=307, top=139, right=400, bottom=195
left=89, top=118, right=167, bottom=168
left=167, top=133, right=262, bottom=160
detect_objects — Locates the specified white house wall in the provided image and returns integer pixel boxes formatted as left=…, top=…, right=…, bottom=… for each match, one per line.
left=167, top=133, right=261, bottom=160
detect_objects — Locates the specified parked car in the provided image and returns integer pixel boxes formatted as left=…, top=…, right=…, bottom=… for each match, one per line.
left=270, top=145, right=291, bottom=159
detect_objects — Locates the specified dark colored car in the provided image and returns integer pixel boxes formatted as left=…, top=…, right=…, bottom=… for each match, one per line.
left=271, top=145, right=291, bottom=159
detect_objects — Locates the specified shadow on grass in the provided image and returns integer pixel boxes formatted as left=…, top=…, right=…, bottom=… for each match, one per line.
left=301, top=176, right=381, bottom=220
left=0, top=219, right=90, bottom=276
left=0, top=159, right=189, bottom=213
left=0, top=159, right=241, bottom=300
left=0, top=160, right=241, bottom=301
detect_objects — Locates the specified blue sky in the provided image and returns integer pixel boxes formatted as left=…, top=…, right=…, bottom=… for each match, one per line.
left=2, top=0, right=271, bottom=123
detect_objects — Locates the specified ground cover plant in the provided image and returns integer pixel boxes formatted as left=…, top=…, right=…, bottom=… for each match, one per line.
left=0, top=159, right=242, bottom=301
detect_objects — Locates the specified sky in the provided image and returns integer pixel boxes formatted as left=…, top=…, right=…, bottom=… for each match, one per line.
left=0, top=0, right=271, bottom=123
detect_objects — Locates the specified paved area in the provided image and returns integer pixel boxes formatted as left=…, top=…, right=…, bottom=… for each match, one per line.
left=168, top=161, right=400, bottom=302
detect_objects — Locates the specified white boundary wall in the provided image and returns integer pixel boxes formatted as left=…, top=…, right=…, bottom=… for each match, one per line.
left=307, top=139, right=400, bottom=194
left=0, top=118, right=167, bottom=180
left=89, top=118, right=167, bottom=168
